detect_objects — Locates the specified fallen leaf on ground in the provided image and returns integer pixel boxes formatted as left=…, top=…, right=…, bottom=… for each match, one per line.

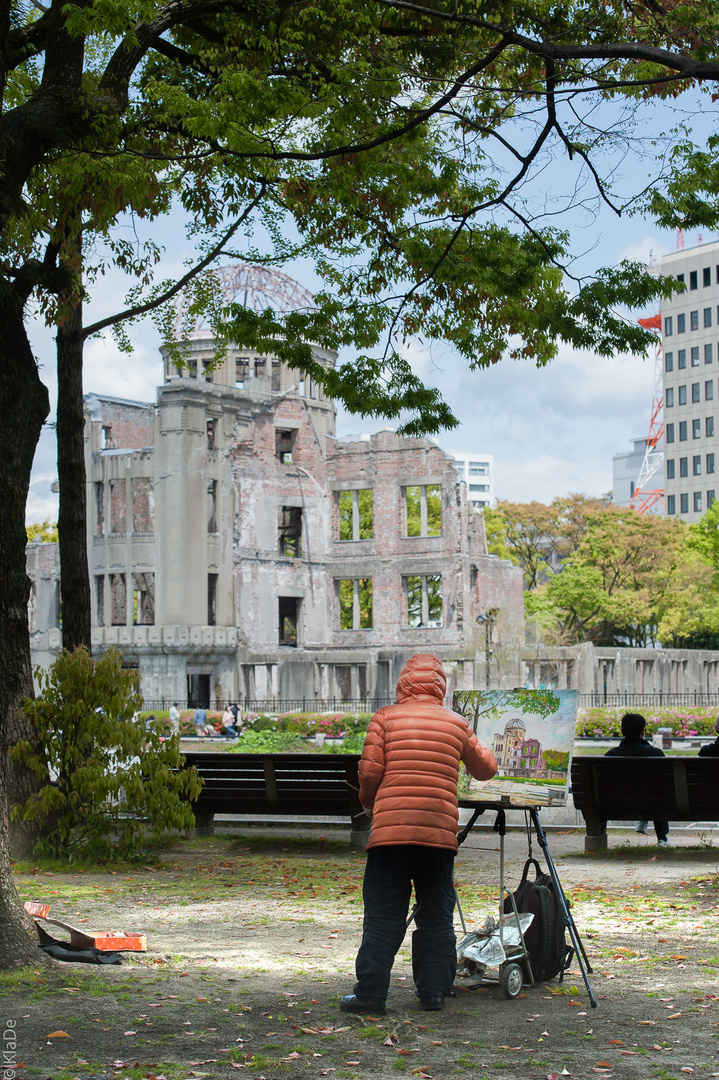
left=47, top=1031, right=70, bottom=1039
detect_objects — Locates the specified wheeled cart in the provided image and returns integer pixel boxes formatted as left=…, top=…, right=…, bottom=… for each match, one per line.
left=454, top=801, right=597, bottom=1008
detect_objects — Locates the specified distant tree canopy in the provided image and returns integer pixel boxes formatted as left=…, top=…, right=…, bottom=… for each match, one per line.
left=488, top=498, right=719, bottom=648
left=26, top=521, right=59, bottom=544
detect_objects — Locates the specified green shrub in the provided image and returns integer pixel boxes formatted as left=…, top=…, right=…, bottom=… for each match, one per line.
left=229, top=730, right=307, bottom=753
left=12, top=647, right=203, bottom=860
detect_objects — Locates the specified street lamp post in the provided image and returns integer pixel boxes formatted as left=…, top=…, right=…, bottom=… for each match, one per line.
left=476, top=608, right=499, bottom=689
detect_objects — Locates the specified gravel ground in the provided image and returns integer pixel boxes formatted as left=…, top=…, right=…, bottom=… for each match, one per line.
left=6, top=825, right=719, bottom=1080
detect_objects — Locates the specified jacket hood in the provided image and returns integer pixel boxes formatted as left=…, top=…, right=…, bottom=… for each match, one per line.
left=396, top=653, right=447, bottom=704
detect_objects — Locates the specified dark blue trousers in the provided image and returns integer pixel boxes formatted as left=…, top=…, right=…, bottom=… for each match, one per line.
left=352, top=845, right=457, bottom=1001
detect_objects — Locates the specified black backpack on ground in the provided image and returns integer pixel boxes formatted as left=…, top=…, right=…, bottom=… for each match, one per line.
left=503, top=858, right=573, bottom=983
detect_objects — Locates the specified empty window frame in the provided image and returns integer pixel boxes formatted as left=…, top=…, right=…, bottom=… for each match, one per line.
left=405, top=484, right=442, bottom=537
left=109, top=478, right=126, bottom=534
left=132, top=572, right=155, bottom=625
left=338, top=578, right=373, bottom=630
left=279, top=596, right=299, bottom=645
left=208, top=573, right=218, bottom=626
left=131, top=477, right=154, bottom=533
left=207, top=417, right=217, bottom=450
left=235, top=358, right=249, bottom=388
left=338, top=489, right=373, bottom=541
left=202, top=359, right=213, bottom=382
left=271, top=361, right=281, bottom=392
left=279, top=506, right=302, bottom=557
left=254, top=358, right=266, bottom=378
left=95, top=575, right=105, bottom=625
left=405, top=574, right=442, bottom=628
left=276, top=429, right=296, bottom=463
left=111, top=573, right=126, bottom=625
left=95, top=481, right=105, bottom=535
left=207, top=479, right=218, bottom=533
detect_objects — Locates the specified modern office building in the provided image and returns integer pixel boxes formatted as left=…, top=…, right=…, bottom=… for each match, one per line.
left=662, top=239, right=719, bottom=522
left=448, top=452, right=495, bottom=507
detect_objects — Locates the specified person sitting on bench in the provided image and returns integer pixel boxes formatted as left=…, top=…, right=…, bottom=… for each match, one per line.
left=604, top=712, right=669, bottom=848
left=698, top=717, right=719, bottom=757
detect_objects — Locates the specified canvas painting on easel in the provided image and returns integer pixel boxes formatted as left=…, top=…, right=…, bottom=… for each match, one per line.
left=453, top=689, right=578, bottom=807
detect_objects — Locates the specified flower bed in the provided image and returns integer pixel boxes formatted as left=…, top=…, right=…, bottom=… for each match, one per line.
left=138, top=710, right=372, bottom=742
left=576, top=706, right=718, bottom=739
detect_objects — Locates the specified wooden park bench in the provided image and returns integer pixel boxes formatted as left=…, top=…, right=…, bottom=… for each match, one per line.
left=182, top=751, right=369, bottom=846
left=571, top=755, right=719, bottom=850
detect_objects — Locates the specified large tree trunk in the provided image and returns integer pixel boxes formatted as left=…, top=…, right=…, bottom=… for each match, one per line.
left=0, top=285, right=53, bottom=964
left=57, top=284, right=92, bottom=652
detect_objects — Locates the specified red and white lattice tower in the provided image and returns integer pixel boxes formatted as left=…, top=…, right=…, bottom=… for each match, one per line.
left=629, top=313, right=664, bottom=514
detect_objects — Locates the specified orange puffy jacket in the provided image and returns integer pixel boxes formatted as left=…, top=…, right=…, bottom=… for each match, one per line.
left=358, top=653, right=497, bottom=851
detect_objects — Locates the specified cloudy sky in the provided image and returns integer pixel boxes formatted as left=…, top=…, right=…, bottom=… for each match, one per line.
left=25, top=91, right=713, bottom=523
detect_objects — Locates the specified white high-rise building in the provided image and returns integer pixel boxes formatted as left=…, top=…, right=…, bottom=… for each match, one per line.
left=448, top=452, right=495, bottom=507
left=661, top=240, right=719, bottom=522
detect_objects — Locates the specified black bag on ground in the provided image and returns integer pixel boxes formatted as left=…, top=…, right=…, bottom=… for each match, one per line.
left=503, top=858, right=573, bottom=982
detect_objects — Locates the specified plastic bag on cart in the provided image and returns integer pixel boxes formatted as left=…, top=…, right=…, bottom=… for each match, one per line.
left=457, top=912, right=534, bottom=978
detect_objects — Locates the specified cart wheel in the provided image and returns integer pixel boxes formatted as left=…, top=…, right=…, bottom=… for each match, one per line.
left=499, top=962, right=524, bottom=999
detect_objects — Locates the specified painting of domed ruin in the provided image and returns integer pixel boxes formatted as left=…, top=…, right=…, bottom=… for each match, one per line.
left=453, top=689, right=578, bottom=807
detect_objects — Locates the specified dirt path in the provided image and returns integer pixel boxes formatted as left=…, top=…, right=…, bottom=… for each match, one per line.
left=6, top=827, right=719, bottom=1080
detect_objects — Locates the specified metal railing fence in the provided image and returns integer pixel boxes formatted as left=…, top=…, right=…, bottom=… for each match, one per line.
left=578, top=691, right=719, bottom=709
left=140, top=697, right=395, bottom=714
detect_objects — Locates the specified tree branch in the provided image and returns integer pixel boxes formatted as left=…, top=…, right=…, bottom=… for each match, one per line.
left=81, top=182, right=267, bottom=339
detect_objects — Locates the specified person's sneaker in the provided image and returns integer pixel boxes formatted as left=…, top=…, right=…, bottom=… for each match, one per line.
left=635, top=822, right=648, bottom=834
left=418, top=994, right=444, bottom=1011
left=658, top=838, right=671, bottom=848
left=339, top=994, right=386, bottom=1015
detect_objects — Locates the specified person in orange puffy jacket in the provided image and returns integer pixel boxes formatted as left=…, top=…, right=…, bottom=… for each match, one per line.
left=340, top=653, right=497, bottom=1015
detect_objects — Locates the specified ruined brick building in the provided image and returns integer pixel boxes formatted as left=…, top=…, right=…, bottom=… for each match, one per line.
left=28, top=265, right=719, bottom=707
left=29, top=266, right=527, bottom=707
